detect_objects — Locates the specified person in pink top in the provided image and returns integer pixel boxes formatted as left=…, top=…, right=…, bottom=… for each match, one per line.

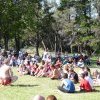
left=50, top=65, right=61, bottom=80
left=55, top=58, right=62, bottom=69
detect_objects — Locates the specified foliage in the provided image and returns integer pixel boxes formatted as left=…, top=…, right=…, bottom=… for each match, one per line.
left=0, top=0, right=100, bottom=55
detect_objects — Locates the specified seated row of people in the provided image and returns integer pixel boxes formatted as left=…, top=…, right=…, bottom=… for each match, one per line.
left=58, top=72, right=93, bottom=93
left=17, top=56, right=100, bottom=88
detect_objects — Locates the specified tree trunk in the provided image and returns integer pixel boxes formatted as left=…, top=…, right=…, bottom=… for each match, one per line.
left=55, top=34, right=57, bottom=55
left=4, top=35, right=9, bottom=50
left=78, top=45, right=80, bottom=53
left=15, top=33, right=20, bottom=53
left=36, top=33, right=39, bottom=56
left=70, top=45, right=73, bottom=53
left=42, top=40, right=46, bottom=50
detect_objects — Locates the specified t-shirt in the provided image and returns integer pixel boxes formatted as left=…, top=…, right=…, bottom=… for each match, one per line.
left=85, top=76, right=93, bottom=89
left=80, top=79, right=92, bottom=92
left=62, top=79, right=75, bottom=93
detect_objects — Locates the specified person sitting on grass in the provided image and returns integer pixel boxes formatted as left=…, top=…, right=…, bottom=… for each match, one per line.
left=97, top=57, right=100, bottom=66
left=68, top=68, right=79, bottom=84
left=77, top=59, right=84, bottom=68
left=18, top=61, right=29, bottom=75
left=46, top=95, right=57, bottom=100
left=0, top=58, right=18, bottom=86
left=93, top=70, right=100, bottom=85
left=54, top=57, right=62, bottom=69
left=84, top=71, right=94, bottom=90
left=84, top=67, right=91, bottom=77
left=31, top=63, right=39, bottom=76
left=63, top=64, right=69, bottom=74
left=36, top=61, right=48, bottom=77
left=79, top=73, right=92, bottom=92
left=57, top=73, right=75, bottom=93
left=50, top=64, right=61, bottom=80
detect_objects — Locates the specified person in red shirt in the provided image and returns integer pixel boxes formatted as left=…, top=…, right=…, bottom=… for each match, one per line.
left=79, top=73, right=92, bottom=92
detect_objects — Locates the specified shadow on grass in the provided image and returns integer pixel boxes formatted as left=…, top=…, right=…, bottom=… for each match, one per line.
left=94, top=85, right=100, bottom=88
left=58, top=90, right=100, bottom=94
left=75, top=90, right=100, bottom=94
left=11, top=84, right=39, bottom=87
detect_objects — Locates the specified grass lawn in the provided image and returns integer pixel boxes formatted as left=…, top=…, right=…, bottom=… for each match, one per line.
left=0, top=67, right=100, bottom=100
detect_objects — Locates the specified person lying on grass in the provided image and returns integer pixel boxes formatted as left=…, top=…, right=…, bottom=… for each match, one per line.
left=57, top=73, right=75, bottom=93
left=0, top=58, right=18, bottom=86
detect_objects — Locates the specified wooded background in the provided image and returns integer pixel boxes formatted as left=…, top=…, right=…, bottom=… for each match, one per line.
left=0, top=0, right=100, bottom=55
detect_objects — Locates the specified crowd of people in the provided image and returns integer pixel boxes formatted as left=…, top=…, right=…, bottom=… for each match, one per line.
left=0, top=49, right=100, bottom=99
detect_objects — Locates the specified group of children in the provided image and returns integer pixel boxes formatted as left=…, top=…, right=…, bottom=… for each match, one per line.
left=15, top=50, right=100, bottom=93
left=0, top=49, right=100, bottom=93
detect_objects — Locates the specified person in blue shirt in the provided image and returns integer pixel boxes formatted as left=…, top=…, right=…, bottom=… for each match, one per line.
left=57, top=73, right=75, bottom=93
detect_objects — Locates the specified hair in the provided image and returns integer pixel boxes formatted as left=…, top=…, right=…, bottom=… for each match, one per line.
left=69, top=68, right=74, bottom=72
left=62, top=73, right=68, bottom=79
left=80, top=73, right=85, bottom=79
left=84, top=71, right=88, bottom=76
left=85, top=67, right=90, bottom=72
left=42, top=60, right=45, bottom=65
left=51, top=64, right=55, bottom=69
left=3, top=58, right=10, bottom=65
left=46, top=95, right=57, bottom=100
left=33, top=95, right=45, bottom=100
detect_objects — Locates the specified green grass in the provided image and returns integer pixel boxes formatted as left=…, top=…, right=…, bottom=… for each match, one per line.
left=0, top=67, right=100, bottom=100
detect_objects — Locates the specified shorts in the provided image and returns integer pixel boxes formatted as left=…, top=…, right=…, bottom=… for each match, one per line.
left=0, top=77, right=12, bottom=85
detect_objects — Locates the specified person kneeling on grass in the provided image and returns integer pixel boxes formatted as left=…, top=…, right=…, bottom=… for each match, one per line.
left=0, top=58, right=18, bottom=86
left=57, top=73, right=75, bottom=93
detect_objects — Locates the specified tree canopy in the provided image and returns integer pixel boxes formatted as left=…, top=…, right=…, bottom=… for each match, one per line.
left=0, top=0, right=100, bottom=55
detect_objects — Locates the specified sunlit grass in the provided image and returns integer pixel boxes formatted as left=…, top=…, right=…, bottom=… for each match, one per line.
left=0, top=66, right=100, bottom=100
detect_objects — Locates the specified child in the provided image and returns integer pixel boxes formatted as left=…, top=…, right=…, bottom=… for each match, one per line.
left=77, top=59, right=84, bottom=68
left=93, top=70, right=100, bottom=85
left=50, top=65, right=61, bottom=80
left=0, top=59, right=18, bottom=85
left=68, top=68, right=79, bottom=84
left=57, top=73, right=75, bottom=93
left=97, top=57, right=100, bottom=66
left=79, top=73, right=92, bottom=92
left=84, top=71, right=94, bottom=90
